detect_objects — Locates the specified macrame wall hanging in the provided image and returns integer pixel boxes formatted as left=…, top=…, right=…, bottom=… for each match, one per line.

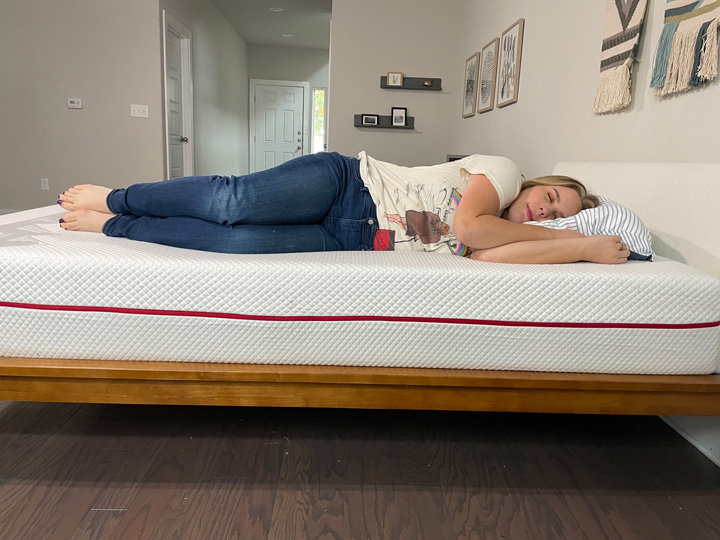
left=650, top=0, right=720, bottom=96
left=594, top=0, right=650, bottom=114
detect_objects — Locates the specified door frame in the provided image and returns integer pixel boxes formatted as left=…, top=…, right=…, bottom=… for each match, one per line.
left=162, top=10, right=194, bottom=179
left=249, top=79, right=311, bottom=173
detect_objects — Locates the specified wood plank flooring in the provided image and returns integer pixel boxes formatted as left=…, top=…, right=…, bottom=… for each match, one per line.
left=0, top=401, right=718, bottom=540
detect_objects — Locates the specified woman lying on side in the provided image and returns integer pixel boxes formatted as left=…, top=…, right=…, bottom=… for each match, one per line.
left=58, top=152, right=630, bottom=264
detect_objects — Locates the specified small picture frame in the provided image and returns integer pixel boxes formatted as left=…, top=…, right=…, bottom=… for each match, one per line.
left=477, top=38, right=500, bottom=114
left=387, top=72, right=404, bottom=87
left=361, top=114, right=380, bottom=126
left=462, top=52, right=479, bottom=118
left=497, top=18, right=525, bottom=108
left=391, top=107, right=407, bottom=126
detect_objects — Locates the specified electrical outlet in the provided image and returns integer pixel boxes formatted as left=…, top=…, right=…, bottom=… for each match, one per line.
left=130, top=104, right=149, bottom=118
left=41, top=178, right=49, bottom=191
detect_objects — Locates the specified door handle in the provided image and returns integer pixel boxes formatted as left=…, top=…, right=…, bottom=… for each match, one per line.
left=180, top=136, right=189, bottom=142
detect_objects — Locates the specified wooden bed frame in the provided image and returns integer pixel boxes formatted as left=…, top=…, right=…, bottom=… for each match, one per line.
left=1, top=161, right=719, bottom=415
left=0, top=357, right=719, bottom=415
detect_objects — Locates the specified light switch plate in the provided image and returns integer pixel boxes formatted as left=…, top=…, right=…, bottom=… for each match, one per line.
left=67, top=98, right=83, bottom=109
left=130, top=104, right=149, bottom=118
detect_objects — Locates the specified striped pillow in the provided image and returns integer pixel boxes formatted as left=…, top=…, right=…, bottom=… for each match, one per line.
left=528, top=196, right=654, bottom=260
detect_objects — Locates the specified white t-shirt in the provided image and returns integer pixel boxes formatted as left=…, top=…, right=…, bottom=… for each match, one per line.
left=358, top=152, right=522, bottom=255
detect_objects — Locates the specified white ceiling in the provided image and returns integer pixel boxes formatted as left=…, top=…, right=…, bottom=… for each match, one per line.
left=210, top=0, right=332, bottom=50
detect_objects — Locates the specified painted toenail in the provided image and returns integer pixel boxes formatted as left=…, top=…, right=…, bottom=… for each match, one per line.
left=59, top=219, right=65, bottom=223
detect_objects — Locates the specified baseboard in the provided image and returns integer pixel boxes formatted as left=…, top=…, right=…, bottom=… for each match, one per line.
left=662, top=416, right=720, bottom=468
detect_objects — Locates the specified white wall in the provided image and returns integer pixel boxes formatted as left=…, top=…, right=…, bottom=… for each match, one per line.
left=0, top=0, right=165, bottom=211
left=328, top=0, right=720, bottom=174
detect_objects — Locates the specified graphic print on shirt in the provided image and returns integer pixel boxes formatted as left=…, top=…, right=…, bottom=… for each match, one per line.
left=384, top=187, right=470, bottom=256
left=384, top=211, right=449, bottom=244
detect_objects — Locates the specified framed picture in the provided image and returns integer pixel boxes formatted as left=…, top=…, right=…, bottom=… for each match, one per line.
left=497, top=18, right=525, bottom=107
left=387, top=72, right=404, bottom=87
left=361, top=114, right=380, bottom=126
left=477, top=38, right=500, bottom=114
left=462, top=52, right=479, bottom=118
left=391, top=107, right=407, bottom=127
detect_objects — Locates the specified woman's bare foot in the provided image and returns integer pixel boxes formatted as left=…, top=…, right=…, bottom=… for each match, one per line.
left=59, top=210, right=114, bottom=233
left=58, top=184, right=113, bottom=213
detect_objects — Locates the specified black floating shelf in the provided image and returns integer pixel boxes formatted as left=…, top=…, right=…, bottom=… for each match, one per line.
left=380, top=76, right=442, bottom=91
left=354, top=114, right=415, bottom=129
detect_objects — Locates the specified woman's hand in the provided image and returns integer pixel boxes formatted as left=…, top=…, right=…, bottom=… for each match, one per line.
left=470, top=235, right=630, bottom=264
left=580, top=235, right=630, bottom=264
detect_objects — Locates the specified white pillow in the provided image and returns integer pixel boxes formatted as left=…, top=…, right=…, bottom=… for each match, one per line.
left=527, top=196, right=654, bottom=260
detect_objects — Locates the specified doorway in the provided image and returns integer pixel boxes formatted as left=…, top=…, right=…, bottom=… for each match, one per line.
left=249, top=79, right=311, bottom=173
left=162, top=11, right=194, bottom=179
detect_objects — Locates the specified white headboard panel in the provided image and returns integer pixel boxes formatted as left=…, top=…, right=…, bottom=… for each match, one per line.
left=553, top=162, right=720, bottom=279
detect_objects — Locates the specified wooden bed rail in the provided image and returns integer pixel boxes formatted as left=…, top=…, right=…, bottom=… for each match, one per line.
left=0, top=358, right=719, bottom=415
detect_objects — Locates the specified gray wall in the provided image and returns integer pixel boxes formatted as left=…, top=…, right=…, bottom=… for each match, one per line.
left=248, top=45, right=329, bottom=90
left=4, top=0, right=718, bottom=212
left=327, top=0, right=463, bottom=166
left=451, top=0, right=720, bottom=178
left=328, top=0, right=720, bottom=175
left=1, top=0, right=249, bottom=212
left=161, top=0, right=249, bottom=177
left=1, top=0, right=165, bottom=211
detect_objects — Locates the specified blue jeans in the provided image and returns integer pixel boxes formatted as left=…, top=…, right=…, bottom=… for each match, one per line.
left=102, top=152, right=379, bottom=253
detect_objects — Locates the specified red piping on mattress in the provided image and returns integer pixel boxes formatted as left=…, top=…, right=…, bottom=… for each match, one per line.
left=2, top=301, right=719, bottom=330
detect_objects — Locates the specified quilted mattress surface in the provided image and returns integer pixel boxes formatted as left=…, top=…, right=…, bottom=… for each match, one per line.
left=2, top=206, right=719, bottom=374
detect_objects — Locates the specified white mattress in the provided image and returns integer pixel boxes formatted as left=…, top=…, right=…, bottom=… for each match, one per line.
left=2, top=206, right=719, bottom=374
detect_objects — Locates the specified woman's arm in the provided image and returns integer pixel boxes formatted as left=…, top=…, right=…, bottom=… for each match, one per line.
left=454, top=174, right=582, bottom=250
left=470, top=236, right=630, bottom=264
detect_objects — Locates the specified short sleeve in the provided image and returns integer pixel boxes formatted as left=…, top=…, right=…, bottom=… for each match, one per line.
left=459, top=155, right=522, bottom=211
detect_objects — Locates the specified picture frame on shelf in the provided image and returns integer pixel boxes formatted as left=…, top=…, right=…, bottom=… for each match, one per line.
left=462, top=52, right=479, bottom=118
left=497, top=18, right=525, bottom=108
left=387, top=72, right=404, bottom=87
left=361, top=114, right=380, bottom=126
left=391, top=107, right=407, bottom=127
left=477, top=38, right=499, bottom=114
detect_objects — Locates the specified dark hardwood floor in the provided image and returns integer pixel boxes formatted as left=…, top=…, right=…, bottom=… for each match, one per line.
left=0, top=400, right=718, bottom=540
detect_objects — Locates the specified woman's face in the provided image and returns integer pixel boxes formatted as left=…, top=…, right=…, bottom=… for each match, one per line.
left=506, top=185, right=583, bottom=223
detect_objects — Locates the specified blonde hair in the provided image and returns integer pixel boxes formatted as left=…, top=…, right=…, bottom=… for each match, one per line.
left=501, top=175, right=599, bottom=219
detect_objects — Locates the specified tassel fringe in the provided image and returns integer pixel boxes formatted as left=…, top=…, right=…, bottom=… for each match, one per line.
left=593, top=60, right=632, bottom=114
left=652, top=17, right=719, bottom=96
left=697, top=18, right=718, bottom=81
left=650, top=22, right=678, bottom=88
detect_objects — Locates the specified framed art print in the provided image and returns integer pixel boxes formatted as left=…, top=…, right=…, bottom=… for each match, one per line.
left=361, top=114, right=380, bottom=126
left=387, top=72, right=404, bottom=87
left=477, top=38, right=499, bottom=113
left=497, top=18, right=524, bottom=107
left=391, top=107, right=407, bottom=127
left=462, top=52, right=479, bottom=118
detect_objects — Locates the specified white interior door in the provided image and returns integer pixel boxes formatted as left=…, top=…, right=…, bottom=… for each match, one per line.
left=250, top=80, right=310, bottom=173
left=163, top=11, right=193, bottom=179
